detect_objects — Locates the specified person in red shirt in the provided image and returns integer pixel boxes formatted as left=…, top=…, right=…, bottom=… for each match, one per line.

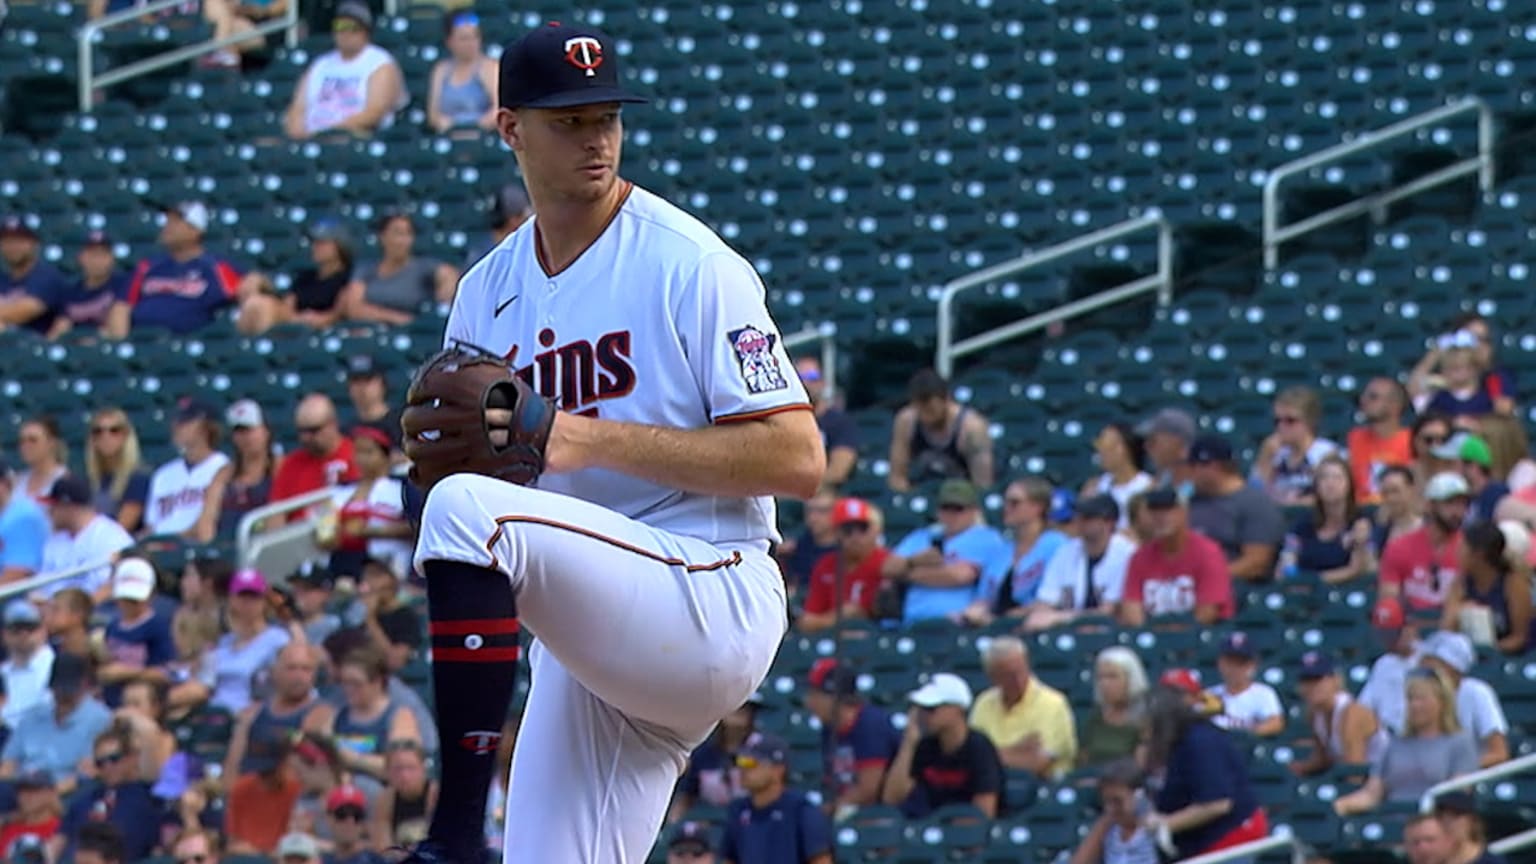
left=800, top=498, right=891, bottom=631
left=1347, top=378, right=1413, bottom=505
left=0, top=771, right=62, bottom=854
left=271, top=394, right=357, bottom=516
left=1119, top=488, right=1233, bottom=626
left=1379, top=471, right=1468, bottom=613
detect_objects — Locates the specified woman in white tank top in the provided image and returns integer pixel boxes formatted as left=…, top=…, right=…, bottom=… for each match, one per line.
left=1290, top=656, right=1388, bottom=776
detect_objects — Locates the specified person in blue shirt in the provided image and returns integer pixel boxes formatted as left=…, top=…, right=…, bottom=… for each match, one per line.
left=965, top=476, right=1071, bottom=624
left=47, top=231, right=128, bottom=340
left=99, top=558, right=177, bottom=707
left=1143, top=685, right=1267, bottom=859
left=51, top=724, right=160, bottom=864
left=880, top=479, right=1008, bottom=625
left=105, top=202, right=241, bottom=338
left=802, top=660, right=898, bottom=815
left=0, top=460, right=47, bottom=583
left=719, top=733, right=833, bottom=864
left=0, top=215, right=68, bottom=335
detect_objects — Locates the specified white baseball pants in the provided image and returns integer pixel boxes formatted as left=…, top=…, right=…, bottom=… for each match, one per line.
left=413, top=473, right=787, bottom=862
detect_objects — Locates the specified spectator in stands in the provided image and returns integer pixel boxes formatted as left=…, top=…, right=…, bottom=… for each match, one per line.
left=969, top=636, right=1076, bottom=779
left=1119, top=488, right=1233, bottom=627
left=1442, top=521, right=1533, bottom=654
left=1381, top=472, right=1468, bottom=614
left=47, top=232, right=125, bottom=340
left=1068, top=758, right=1157, bottom=864
left=337, top=214, right=457, bottom=324
left=1435, top=791, right=1505, bottom=864
left=777, top=492, right=837, bottom=597
left=1078, top=647, right=1148, bottom=769
left=1143, top=685, right=1267, bottom=858
left=887, top=369, right=993, bottom=493
left=237, top=221, right=356, bottom=335
left=1405, top=813, right=1456, bottom=864
left=71, top=823, right=126, bottom=864
left=1419, top=632, right=1509, bottom=768
left=0, top=770, right=63, bottom=853
left=799, top=498, right=889, bottom=632
left=99, top=558, right=175, bottom=707
left=279, top=833, right=324, bottom=864
left=1, top=600, right=55, bottom=727
left=963, top=477, right=1069, bottom=625
left=209, top=569, right=293, bottom=713
left=14, top=417, right=67, bottom=504
left=672, top=697, right=758, bottom=819
left=273, top=394, right=357, bottom=510
left=1205, top=633, right=1283, bottom=737
left=796, top=356, right=858, bottom=491
left=0, top=459, right=45, bottom=583
left=200, top=0, right=285, bottom=69
left=283, top=3, right=408, bottom=140
left=1187, top=434, right=1285, bottom=582
left=323, top=784, right=382, bottom=864
left=1359, top=597, right=1424, bottom=736
left=1026, top=495, right=1135, bottom=631
left=1348, top=378, right=1413, bottom=505
left=373, top=740, right=435, bottom=848
left=1279, top=456, right=1373, bottom=584
left=330, top=598, right=437, bottom=754
left=882, top=673, right=1002, bottom=818
left=105, top=203, right=241, bottom=337
left=427, top=9, right=497, bottom=133
left=39, top=475, right=134, bottom=601
left=1289, top=652, right=1386, bottom=777
left=1411, top=337, right=1496, bottom=420
left=84, top=409, right=150, bottom=533
left=341, top=356, right=401, bottom=448
left=226, top=738, right=302, bottom=855
left=881, top=480, right=1007, bottom=626
left=46, top=589, right=97, bottom=665
left=1434, top=433, right=1508, bottom=525
left=0, top=216, right=67, bottom=336
left=1478, top=414, right=1536, bottom=492
left=292, top=564, right=343, bottom=646
left=211, top=399, right=277, bottom=538
left=225, top=643, right=320, bottom=786
left=288, top=733, right=344, bottom=842
left=800, top=661, right=896, bottom=819
left=1253, top=386, right=1340, bottom=505
left=1, top=652, right=111, bottom=792
left=165, top=607, right=219, bottom=721
left=1412, top=412, right=1457, bottom=488
left=1079, top=423, right=1152, bottom=530
left=304, top=645, right=420, bottom=788
left=664, top=822, right=716, bottom=864
left=1334, top=667, right=1478, bottom=813
left=1373, top=466, right=1424, bottom=557
left=1135, top=408, right=1196, bottom=493
left=178, top=555, right=230, bottom=631
left=716, top=732, right=833, bottom=864
left=144, top=399, right=230, bottom=541
left=54, top=723, right=158, bottom=862
left=326, top=426, right=411, bottom=578
left=464, top=184, right=532, bottom=268
left=115, top=678, right=181, bottom=795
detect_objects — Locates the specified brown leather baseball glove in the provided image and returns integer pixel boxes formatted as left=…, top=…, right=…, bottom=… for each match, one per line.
left=400, top=346, right=555, bottom=490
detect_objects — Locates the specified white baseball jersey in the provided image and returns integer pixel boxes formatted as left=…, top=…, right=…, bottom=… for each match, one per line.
left=40, top=514, right=135, bottom=597
left=444, top=183, right=810, bottom=545
left=144, top=452, right=230, bottom=535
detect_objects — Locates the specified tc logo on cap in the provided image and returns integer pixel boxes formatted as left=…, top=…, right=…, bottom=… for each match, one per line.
left=565, top=36, right=603, bottom=76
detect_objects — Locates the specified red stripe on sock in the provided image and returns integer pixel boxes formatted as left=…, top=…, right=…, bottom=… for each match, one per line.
left=433, top=646, right=522, bottom=663
left=429, top=618, right=521, bottom=636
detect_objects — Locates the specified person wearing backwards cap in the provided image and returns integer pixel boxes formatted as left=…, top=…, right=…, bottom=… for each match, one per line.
left=1435, top=432, right=1509, bottom=525
left=801, top=660, right=898, bottom=816
left=881, top=673, right=1003, bottom=818
left=799, top=498, right=891, bottom=632
left=1418, top=631, right=1510, bottom=768
left=283, top=2, right=408, bottom=140
left=104, top=203, right=242, bottom=338
left=719, top=732, right=833, bottom=864
left=38, top=474, right=134, bottom=602
left=1380, top=471, right=1469, bottom=613
left=47, top=231, right=126, bottom=340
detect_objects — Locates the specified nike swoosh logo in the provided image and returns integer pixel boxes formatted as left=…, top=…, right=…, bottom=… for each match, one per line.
left=494, top=294, right=520, bottom=317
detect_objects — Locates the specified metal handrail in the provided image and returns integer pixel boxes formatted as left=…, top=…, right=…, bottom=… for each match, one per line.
left=236, top=486, right=337, bottom=561
left=78, top=0, right=300, bottom=112
left=1492, top=827, right=1536, bottom=855
left=782, top=323, right=839, bottom=403
left=0, top=556, right=119, bottom=602
left=1419, top=751, right=1536, bottom=813
left=934, top=215, right=1174, bottom=380
left=1180, top=831, right=1307, bottom=864
left=1261, top=97, right=1495, bottom=269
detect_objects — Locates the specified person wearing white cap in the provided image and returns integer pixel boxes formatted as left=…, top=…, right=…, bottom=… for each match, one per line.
left=1418, top=630, right=1509, bottom=768
left=0, top=599, right=55, bottom=727
left=215, top=399, right=279, bottom=538
left=1379, top=471, right=1469, bottom=613
left=880, top=673, right=1002, bottom=818
left=99, top=557, right=176, bottom=707
left=102, top=201, right=243, bottom=339
left=277, top=832, right=321, bottom=864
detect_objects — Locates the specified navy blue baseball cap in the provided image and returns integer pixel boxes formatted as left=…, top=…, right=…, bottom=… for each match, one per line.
left=1297, top=651, right=1335, bottom=679
left=667, top=822, right=711, bottom=853
left=1188, top=434, right=1235, bottom=464
left=175, top=396, right=217, bottom=424
left=498, top=22, right=648, bottom=110
left=1220, top=631, right=1257, bottom=660
left=737, top=732, right=788, bottom=765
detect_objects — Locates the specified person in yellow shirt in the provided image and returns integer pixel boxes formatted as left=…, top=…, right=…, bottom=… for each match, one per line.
left=968, top=636, right=1078, bottom=778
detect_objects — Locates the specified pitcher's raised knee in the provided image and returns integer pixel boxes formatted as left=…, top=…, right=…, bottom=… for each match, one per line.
left=415, top=473, right=539, bottom=571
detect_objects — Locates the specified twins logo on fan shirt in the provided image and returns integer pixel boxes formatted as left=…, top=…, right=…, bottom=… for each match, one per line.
left=727, top=325, right=788, bottom=395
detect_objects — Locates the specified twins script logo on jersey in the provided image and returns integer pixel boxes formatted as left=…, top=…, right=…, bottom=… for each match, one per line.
left=504, top=327, right=637, bottom=415
left=727, top=326, right=788, bottom=395
left=564, top=36, right=603, bottom=76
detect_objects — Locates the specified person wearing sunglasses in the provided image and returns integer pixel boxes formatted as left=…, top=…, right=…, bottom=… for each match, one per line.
left=283, top=2, right=408, bottom=140
left=798, top=498, right=889, bottom=632
left=83, top=408, right=150, bottom=534
left=720, top=733, right=833, bottom=864
left=52, top=725, right=157, bottom=863
left=1347, top=378, right=1413, bottom=505
left=324, top=785, right=385, bottom=864
left=1251, top=386, right=1340, bottom=506
left=272, top=394, right=358, bottom=520
left=879, top=479, right=1007, bottom=626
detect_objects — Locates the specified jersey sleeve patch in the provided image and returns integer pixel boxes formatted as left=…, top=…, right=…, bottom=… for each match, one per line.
left=727, top=325, right=789, bottom=394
